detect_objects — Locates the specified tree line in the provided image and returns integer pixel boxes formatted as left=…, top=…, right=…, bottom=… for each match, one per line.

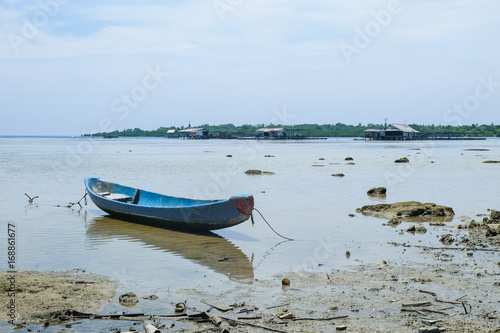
left=88, top=123, right=500, bottom=138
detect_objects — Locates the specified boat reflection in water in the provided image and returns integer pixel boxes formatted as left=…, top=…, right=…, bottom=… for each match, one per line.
left=85, top=216, right=254, bottom=282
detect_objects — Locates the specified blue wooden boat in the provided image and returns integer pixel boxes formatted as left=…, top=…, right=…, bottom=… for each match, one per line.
left=84, top=177, right=254, bottom=231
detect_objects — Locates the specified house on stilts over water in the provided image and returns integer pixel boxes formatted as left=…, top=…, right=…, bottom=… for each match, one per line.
left=364, top=124, right=420, bottom=140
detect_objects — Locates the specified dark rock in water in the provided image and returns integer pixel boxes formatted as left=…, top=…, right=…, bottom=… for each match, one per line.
left=407, top=225, right=427, bottom=234
left=356, top=201, right=454, bottom=222
left=358, top=203, right=391, bottom=213
left=429, top=221, right=446, bottom=226
left=245, top=169, right=275, bottom=175
left=440, top=234, right=455, bottom=245
left=406, top=225, right=416, bottom=232
left=119, top=292, right=138, bottom=306
left=226, top=154, right=232, bottom=157
left=143, top=294, right=159, bottom=300
left=367, top=187, right=386, bottom=196
left=490, top=210, right=500, bottom=220
left=468, top=220, right=480, bottom=228
left=395, top=157, right=409, bottom=163
left=387, top=218, right=401, bottom=227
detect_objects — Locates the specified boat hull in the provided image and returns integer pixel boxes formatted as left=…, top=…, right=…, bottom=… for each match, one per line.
left=84, top=177, right=254, bottom=231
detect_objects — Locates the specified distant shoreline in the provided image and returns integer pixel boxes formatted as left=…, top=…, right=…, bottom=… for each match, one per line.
left=1, top=136, right=499, bottom=141
left=86, top=123, right=500, bottom=139
left=2, top=122, right=500, bottom=138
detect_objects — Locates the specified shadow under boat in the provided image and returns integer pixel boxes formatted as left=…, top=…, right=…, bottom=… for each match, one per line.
left=85, top=215, right=254, bottom=282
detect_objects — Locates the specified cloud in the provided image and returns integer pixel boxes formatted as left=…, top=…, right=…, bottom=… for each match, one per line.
left=0, top=0, right=499, bottom=135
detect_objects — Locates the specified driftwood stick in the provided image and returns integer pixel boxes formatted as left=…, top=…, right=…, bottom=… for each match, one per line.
left=419, top=290, right=437, bottom=297
left=402, top=302, right=432, bottom=308
left=119, top=315, right=150, bottom=321
left=422, top=309, right=449, bottom=316
left=265, top=303, right=290, bottom=310
left=420, top=319, right=443, bottom=325
left=291, top=315, right=348, bottom=321
left=61, top=192, right=88, bottom=210
left=461, top=302, right=471, bottom=315
left=237, top=316, right=262, bottom=320
left=201, top=300, right=233, bottom=312
left=401, top=308, right=448, bottom=316
left=93, top=313, right=146, bottom=320
left=219, top=316, right=286, bottom=333
left=153, top=312, right=209, bottom=323
left=153, top=314, right=189, bottom=319
left=435, top=299, right=462, bottom=305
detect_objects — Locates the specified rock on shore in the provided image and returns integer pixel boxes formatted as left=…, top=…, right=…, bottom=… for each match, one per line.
left=459, top=209, right=500, bottom=245
left=356, top=201, right=454, bottom=221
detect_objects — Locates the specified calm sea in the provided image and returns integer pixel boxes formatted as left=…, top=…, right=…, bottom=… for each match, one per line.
left=1, top=136, right=499, bottom=330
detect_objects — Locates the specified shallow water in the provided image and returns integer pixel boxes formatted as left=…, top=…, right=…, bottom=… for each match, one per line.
left=1, top=136, right=499, bottom=330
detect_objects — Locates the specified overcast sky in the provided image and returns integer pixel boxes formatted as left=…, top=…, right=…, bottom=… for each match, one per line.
left=1, top=0, right=499, bottom=136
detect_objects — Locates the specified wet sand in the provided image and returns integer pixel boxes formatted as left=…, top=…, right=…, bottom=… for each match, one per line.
left=0, top=270, right=115, bottom=326
left=175, top=226, right=499, bottom=333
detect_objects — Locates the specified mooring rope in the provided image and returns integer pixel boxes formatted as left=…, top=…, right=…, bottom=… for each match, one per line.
left=253, top=208, right=294, bottom=241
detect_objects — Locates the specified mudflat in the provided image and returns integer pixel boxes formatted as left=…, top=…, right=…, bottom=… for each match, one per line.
left=1, top=223, right=499, bottom=332
left=0, top=270, right=115, bottom=326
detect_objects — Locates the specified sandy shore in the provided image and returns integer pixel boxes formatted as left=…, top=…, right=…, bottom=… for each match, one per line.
left=0, top=270, right=115, bottom=326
